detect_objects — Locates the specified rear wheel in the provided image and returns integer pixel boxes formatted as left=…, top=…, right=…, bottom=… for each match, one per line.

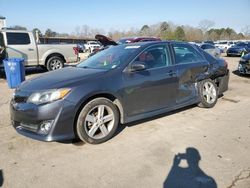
left=46, top=56, right=64, bottom=71
left=198, top=79, right=218, bottom=108
left=76, top=98, right=119, bottom=144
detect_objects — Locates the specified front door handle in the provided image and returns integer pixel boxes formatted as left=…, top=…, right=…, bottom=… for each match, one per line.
left=28, top=48, right=34, bottom=51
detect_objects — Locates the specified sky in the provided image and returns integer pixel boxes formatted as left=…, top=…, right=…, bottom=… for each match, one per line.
left=0, top=0, right=249, bottom=34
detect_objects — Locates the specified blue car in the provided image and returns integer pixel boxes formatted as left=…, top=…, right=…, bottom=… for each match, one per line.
left=226, top=42, right=250, bottom=57
left=238, top=53, right=250, bottom=75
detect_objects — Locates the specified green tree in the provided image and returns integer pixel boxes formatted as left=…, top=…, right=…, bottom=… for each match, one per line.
left=45, top=29, right=57, bottom=37
left=9, top=25, right=27, bottom=30
left=237, top=33, right=245, bottom=39
left=174, top=26, right=186, bottom=41
left=160, top=22, right=170, bottom=40
left=160, top=22, right=169, bottom=32
left=140, top=25, right=150, bottom=36
left=32, top=28, right=43, bottom=37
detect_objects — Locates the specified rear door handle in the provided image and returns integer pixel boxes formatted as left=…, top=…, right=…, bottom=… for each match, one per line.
left=28, top=48, right=34, bottom=51
left=167, top=70, right=177, bottom=77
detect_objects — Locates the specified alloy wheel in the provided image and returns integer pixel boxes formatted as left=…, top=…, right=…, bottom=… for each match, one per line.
left=202, top=81, right=217, bottom=104
left=50, top=59, right=63, bottom=70
left=84, top=105, right=114, bottom=139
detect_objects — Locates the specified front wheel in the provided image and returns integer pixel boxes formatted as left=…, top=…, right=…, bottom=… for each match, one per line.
left=198, top=79, right=218, bottom=108
left=76, top=98, right=119, bottom=144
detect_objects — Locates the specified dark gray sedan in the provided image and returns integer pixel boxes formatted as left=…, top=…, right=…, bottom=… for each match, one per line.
left=10, top=41, right=229, bottom=144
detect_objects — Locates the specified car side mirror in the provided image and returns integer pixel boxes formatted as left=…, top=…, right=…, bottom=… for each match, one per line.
left=130, top=61, right=147, bottom=72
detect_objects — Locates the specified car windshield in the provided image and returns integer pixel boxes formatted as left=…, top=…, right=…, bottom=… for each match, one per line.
left=77, top=45, right=139, bottom=70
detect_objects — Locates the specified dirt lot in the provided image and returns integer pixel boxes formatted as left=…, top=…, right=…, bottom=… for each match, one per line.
left=0, top=55, right=250, bottom=188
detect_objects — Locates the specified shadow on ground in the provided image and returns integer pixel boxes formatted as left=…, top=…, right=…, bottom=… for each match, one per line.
left=232, top=70, right=250, bottom=78
left=163, top=147, right=217, bottom=188
left=63, top=104, right=197, bottom=146
left=0, top=169, right=4, bottom=187
left=112, top=104, right=198, bottom=142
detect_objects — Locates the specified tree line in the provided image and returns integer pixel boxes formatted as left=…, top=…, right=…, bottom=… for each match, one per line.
left=8, top=20, right=250, bottom=42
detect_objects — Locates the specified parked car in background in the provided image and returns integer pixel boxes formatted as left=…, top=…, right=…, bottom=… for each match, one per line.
left=84, top=41, right=101, bottom=53
left=215, top=41, right=235, bottom=52
left=200, top=43, right=221, bottom=58
left=77, top=43, right=86, bottom=53
left=226, top=42, right=250, bottom=57
left=238, top=53, right=250, bottom=75
left=203, top=41, right=215, bottom=45
left=117, top=37, right=161, bottom=44
left=10, top=41, right=229, bottom=144
left=0, top=29, right=79, bottom=71
left=88, top=34, right=119, bottom=57
left=89, top=35, right=161, bottom=57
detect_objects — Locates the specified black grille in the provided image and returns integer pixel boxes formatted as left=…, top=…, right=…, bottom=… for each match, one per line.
left=14, top=96, right=27, bottom=103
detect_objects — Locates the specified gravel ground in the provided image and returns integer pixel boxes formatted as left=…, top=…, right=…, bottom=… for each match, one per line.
left=0, top=55, right=249, bottom=188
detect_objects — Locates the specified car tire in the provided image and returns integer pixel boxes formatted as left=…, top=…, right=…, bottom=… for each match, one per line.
left=76, top=98, right=119, bottom=144
left=46, top=56, right=64, bottom=71
left=198, top=79, right=218, bottom=108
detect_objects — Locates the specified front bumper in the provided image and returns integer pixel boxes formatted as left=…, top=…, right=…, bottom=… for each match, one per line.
left=227, top=51, right=242, bottom=56
left=10, top=95, right=76, bottom=141
left=238, top=61, right=250, bottom=75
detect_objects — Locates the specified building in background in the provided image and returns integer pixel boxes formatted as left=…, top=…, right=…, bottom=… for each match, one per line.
left=0, top=16, right=6, bottom=29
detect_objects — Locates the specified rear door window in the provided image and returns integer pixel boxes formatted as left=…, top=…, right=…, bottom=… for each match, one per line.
left=173, top=43, right=203, bottom=64
left=6, top=32, right=30, bottom=45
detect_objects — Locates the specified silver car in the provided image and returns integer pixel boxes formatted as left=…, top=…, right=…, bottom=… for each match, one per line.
left=200, top=43, right=221, bottom=58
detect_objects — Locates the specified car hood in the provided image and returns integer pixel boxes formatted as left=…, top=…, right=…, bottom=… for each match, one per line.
left=19, top=67, right=107, bottom=91
left=242, top=53, right=250, bottom=60
left=95, top=34, right=118, bottom=46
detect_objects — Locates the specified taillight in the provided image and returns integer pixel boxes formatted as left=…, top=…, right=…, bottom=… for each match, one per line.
left=73, top=47, right=79, bottom=55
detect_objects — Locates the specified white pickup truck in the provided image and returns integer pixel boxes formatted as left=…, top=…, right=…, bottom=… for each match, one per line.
left=0, top=29, right=79, bottom=71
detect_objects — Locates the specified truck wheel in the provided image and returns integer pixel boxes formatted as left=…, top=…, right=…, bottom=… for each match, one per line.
left=46, top=56, right=64, bottom=71
left=76, top=98, right=119, bottom=144
left=198, top=79, right=218, bottom=108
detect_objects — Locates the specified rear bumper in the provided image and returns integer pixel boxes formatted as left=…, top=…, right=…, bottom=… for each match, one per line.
left=217, top=70, right=229, bottom=95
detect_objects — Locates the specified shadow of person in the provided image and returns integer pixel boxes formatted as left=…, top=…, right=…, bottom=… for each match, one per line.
left=0, top=169, right=3, bottom=187
left=163, top=147, right=217, bottom=188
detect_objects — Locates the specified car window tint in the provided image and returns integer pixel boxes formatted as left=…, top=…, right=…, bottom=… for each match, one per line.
left=134, top=45, right=170, bottom=69
left=205, top=44, right=214, bottom=49
left=0, top=33, right=4, bottom=47
left=201, top=44, right=213, bottom=50
left=6, top=32, right=30, bottom=45
left=173, top=43, right=203, bottom=64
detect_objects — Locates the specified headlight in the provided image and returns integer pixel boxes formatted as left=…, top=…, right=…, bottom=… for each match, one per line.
left=27, top=88, right=71, bottom=105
